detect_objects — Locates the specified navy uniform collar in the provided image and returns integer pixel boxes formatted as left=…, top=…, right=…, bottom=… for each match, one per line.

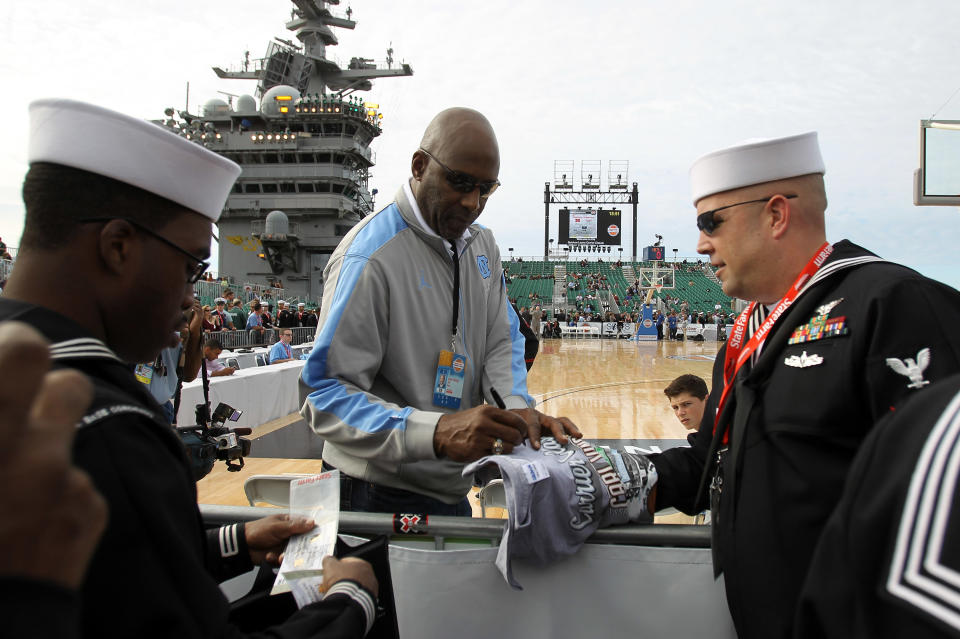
left=0, top=298, right=124, bottom=364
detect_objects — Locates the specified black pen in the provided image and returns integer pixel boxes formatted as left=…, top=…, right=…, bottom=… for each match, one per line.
left=489, top=386, right=506, bottom=409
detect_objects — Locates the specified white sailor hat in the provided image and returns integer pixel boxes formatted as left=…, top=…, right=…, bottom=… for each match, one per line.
left=689, top=132, right=825, bottom=204
left=278, top=300, right=287, bottom=306
left=28, top=98, right=241, bottom=221
left=214, top=297, right=226, bottom=304
left=297, top=302, right=305, bottom=308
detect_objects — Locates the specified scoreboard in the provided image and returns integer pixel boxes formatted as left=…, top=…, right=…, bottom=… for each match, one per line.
left=559, top=208, right=622, bottom=247
left=642, top=246, right=665, bottom=261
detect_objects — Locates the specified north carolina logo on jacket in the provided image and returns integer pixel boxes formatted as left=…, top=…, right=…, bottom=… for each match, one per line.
left=477, top=255, right=491, bottom=279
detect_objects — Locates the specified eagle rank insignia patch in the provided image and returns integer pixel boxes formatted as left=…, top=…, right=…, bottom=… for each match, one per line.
left=788, top=298, right=848, bottom=345
left=886, top=348, right=931, bottom=389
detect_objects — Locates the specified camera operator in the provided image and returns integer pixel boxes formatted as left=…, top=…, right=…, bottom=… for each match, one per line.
left=0, top=99, right=377, bottom=638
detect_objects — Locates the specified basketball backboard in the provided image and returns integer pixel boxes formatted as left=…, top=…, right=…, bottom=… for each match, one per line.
left=637, top=266, right=675, bottom=289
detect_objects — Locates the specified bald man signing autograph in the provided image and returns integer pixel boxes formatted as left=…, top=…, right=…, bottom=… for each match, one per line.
left=300, top=107, right=579, bottom=516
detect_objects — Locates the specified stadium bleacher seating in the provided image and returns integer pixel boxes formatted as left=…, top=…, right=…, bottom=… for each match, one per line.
left=504, top=259, right=733, bottom=317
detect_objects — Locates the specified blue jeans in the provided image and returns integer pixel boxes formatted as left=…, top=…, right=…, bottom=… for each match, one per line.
left=323, top=462, right=472, bottom=516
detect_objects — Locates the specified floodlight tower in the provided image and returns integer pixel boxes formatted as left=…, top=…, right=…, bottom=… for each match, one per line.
left=543, top=160, right=639, bottom=260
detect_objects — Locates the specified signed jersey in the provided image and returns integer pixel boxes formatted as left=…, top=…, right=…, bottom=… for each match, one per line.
left=464, top=437, right=656, bottom=589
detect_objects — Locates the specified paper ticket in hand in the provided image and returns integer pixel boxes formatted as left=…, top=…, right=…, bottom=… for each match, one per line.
left=271, top=470, right=340, bottom=607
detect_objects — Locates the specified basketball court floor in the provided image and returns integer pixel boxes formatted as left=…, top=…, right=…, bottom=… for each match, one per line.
left=197, top=337, right=722, bottom=522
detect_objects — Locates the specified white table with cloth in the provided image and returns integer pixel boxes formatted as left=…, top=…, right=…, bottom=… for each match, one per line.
left=217, top=345, right=311, bottom=369
left=176, top=360, right=306, bottom=428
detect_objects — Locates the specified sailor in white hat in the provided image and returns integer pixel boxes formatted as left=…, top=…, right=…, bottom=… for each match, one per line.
left=688, top=131, right=826, bottom=304
left=10, top=98, right=242, bottom=361
left=276, top=298, right=297, bottom=329
left=0, top=99, right=379, bottom=636
left=646, top=132, right=960, bottom=639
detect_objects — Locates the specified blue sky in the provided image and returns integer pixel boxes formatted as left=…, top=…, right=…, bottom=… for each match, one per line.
left=2, top=0, right=959, bottom=289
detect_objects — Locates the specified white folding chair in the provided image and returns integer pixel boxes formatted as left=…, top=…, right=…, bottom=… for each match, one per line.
left=255, top=353, right=267, bottom=367
left=478, top=478, right=508, bottom=518
left=225, top=357, right=240, bottom=369
left=243, top=474, right=313, bottom=507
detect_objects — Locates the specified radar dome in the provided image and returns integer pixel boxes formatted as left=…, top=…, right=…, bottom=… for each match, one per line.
left=202, top=98, right=230, bottom=117
left=237, top=94, right=257, bottom=113
left=264, top=210, right=290, bottom=237
left=261, top=85, right=301, bottom=116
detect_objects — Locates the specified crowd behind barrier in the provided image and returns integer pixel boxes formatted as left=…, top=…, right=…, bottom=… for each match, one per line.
left=505, top=256, right=735, bottom=322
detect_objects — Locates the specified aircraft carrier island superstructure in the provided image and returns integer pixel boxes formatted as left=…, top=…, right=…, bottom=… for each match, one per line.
left=159, top=0, right=412, bottom=300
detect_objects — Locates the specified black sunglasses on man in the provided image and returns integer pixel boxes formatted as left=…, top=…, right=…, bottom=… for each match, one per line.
left=418, top=148, right=501, bottom=198
left=696, top=194, right=798, bottom=236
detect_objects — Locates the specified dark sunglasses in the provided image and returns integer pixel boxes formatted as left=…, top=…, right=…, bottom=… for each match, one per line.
left=419, top=148, right=501, bottom=198
left=79, top=217, right=209, bottom=283
left=696, top=194, right=798, bottom=236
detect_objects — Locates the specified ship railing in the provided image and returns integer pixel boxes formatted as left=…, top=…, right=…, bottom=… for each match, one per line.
left=347, top=58, right=406, bottom=72
left=193, top=280, right=227, bottom=302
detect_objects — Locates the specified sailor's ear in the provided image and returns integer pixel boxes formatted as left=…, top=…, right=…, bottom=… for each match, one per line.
left=96, top=219, right=139, bottom=277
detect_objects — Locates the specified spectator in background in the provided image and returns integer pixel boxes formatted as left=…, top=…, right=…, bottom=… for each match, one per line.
left=268, top=329, right=296, bottom=364
left=246, top=302, right=266, bottom=343
left=663, top=374, right=709, bottom=431
left=667, top=311, right=678, bottom=339
left=261, top=303, right=275, bottom=329
left=303, top=306, right=319, bottom=328
left=677, top=312, right=689, bottom=341
left=212, top=298, right=234, bottom=330
left=530, top=305, right=541, bottom=337
left=296, top=302, right=307, bottom=326
left=229, top=299, right=247, bottom=331
left=202, top=338, right=236, bottom=377
left=277, top=300, right=297, bottom=329
left=201, top=305, right=218, bottom=332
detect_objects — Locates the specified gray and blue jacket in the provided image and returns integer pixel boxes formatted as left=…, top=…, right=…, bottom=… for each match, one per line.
left=300, top=185, right=533, bottom=503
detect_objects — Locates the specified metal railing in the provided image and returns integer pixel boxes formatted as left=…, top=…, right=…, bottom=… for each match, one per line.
left=200, top=504, right=711, bottom=549
left=217, top=329, right=277, bottom=349
left=213, top=326, right=315, bottom=349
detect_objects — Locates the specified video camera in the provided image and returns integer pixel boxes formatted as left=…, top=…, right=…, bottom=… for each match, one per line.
left=176, top=401, right=251, bottom=481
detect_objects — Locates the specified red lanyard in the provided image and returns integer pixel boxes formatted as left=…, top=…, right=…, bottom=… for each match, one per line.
left=713, top=242, right=832, bottom=443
